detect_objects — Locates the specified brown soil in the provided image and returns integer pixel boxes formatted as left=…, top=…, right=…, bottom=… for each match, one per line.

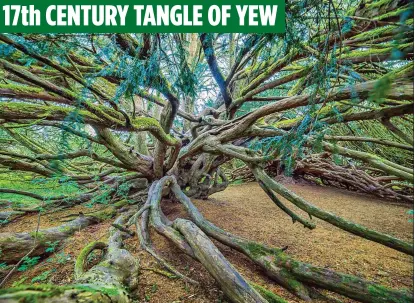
left=2, top=182, right=413, bottom=303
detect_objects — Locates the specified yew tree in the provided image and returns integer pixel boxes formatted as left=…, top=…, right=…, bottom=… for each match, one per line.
left=0, top=0, right=413, bottom=302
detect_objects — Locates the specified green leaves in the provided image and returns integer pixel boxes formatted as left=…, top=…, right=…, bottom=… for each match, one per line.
left=47, top=252, right=71, bottom=265
left=369, top=75, right=392, bottom=105
left=17, top=256, right=40, bottom=271
left=45, top=241, right=60, bottom=253
left=31, top=269, right=55, bottom=283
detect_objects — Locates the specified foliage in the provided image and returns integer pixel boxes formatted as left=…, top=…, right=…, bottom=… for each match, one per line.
left=47, top=252, right=71, bottom=265
left=17, top=256, right=40, bottom=272
left=31, top=270, right=55, bottom=283
left=45, top=241, right=60, bottom=253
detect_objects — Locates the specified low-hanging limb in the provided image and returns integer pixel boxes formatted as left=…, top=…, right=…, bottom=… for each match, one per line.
left=381, top=117, right=414, bottom=145
left=165, top=176, right=412, bottom=303
left=257, top=180, right=316, bottom=229
left=0, top=200, right=128, bottom=263
left=321, top=141, right=414, bottom=182
left=250, top=166, right=413, bottom=256
left=323, top=135, right=413, bottom=151
left=174, top=218, right=269, bottom=303
left=136, top=176, right=271, bottom=303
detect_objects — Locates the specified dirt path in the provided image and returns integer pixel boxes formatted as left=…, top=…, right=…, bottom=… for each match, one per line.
left=3, top=182, right=413, bottom=302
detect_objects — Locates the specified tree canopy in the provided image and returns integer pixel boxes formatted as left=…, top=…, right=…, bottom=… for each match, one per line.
left=0, top=0, right=413, bottom=302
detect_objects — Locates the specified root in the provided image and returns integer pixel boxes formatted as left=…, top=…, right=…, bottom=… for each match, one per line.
left=137, top=177, right=302, bottom=302
left=0, top=211, right=25, bottom=224
left=0, top=214, right=101, bottom=263
left=258, top=180, right=315, bottom=229
left=169, top=177, right=313, bottom=301
left=0, top=212, right=140, bottom=302
left=141, top=267, right=178, bottom=279
left=251, top=166, right=414, bottom=255
left=174, top=218, right=268, bottom=302
left=74, top=241, right=107, bottom=280
left=250, top=283, right=289, bottom=303
left=135, top=184, right=198, bottom=284
left=2, top=176, right=411, bottom=303
left=140, top=176, right=412, bottom=303
left=0, top=199, right=132, bottom=264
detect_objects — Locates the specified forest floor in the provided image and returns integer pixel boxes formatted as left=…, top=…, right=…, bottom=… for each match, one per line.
left=2, top=180, right=413, bottom=303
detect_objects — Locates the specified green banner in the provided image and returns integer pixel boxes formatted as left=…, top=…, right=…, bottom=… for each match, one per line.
left=0, top=0, right=285, bottom=33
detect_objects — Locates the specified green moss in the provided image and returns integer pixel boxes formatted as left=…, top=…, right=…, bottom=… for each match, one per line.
left=341, top=43, right=413, bottom=60
left=73, top=284, right=121, bottom=297
left=286, top=276, right=302, bottom=290
left=0, top=283, right=123, bottom=302
left=58, top=226, right=72, bottom=233
left=30, top=231, right=46, bottom=242
left=0, top=102, right=100, bottom=122
left=341, top=274, right=361, bottom=285
left=1, top=236, right=18, bottom=243
left=132, top=116, right=180, bottom=146
left=245, top=242, right=269, bottom=258
left=375, top=5, right=411, bottom=21
left=75, top=241, right=107, bottom=279
left=263, top=260, right=272, bottom=269
left=277, top=268, right=304, bottom=291
left=273, top=118, right=300, bottom=128
left=0, top=83, right=44, bottom=94
left=288, top=76, right=306, bottom=96
left=367, top=284, right=412, bottom=303
left=352, top=19, right=412, bottom=42
left=251, top=283, right=288, bottom=303
left=89, top=207, right=116, bottom=221
left=113, top=199, right=128, bottom=209
left=392, top=62, right=413, bottom=78
left=366, top=0, right=395, bottom=9
left=60, top=87, right=80, bottom=99
left=0, top=284, right=65, bottom=301
left=351, top=25, right=393, bottom=41
left=244, top=242, right=286, bottom=262
left=134, top=116, right=160, bottom=128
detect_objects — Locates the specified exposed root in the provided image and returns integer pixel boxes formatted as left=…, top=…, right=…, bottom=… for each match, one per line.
left=251, top=166, right=414, bottom=255
left=0, top=214, right=101, bottom=264
left=0, top=175, right=412, bottom=303
left=74, top=241, right=107, bottom=280
left=258, top=180, right=315, bottom=229
left=135, top=184, right=198, bottom=285
left=141, top=267, right=178, bottom=279
left=136, top=176, right=413, bottom=303
left=250, top=283, right=289, bottom=303
left=174, top=218, right=267, bottom=302
left=0, top=212, right=140, bottom=302
left=0, top=211, right=25, bottom=224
